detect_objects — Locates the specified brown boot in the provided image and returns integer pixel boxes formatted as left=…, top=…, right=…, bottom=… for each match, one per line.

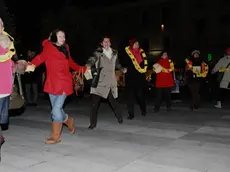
left=45, top=122, right=62, bottom=144
left=63, top=115, right=75, bottom=134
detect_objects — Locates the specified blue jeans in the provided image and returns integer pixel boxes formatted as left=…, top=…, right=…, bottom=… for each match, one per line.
left=0, top=96, right=9, bottom=125
left=49, top=93, right=67, bottom=123
left=0, top=96, right=8, bottom=163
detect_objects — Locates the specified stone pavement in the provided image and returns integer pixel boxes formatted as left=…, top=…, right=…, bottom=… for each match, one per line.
left=1, top=100, right=230, bottom=172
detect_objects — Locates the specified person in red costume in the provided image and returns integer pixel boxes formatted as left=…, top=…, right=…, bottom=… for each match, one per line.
left=153, top=52, right=175, bottom=112
left=26, top=29, right=87, bottom=144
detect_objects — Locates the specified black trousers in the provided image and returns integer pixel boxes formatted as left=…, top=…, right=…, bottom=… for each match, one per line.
left=126, top=88, right=146, bottom=117
left=188, top=82, right=200, bottom=107
left=155, top=88, right=171, bottom=109
left=90, top=91, right=123, bottom=126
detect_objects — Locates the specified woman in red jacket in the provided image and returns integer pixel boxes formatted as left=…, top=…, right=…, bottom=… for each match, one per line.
left=153, top=52, right=175, bottom=112
left=26, top=29, right=87, bottom=144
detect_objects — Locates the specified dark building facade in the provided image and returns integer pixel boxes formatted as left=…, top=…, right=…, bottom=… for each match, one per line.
left=83, top=0, right=230, bottom=62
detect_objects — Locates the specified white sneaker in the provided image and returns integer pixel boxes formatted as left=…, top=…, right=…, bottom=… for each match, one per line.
left=214, top=101, right=222, bottom=109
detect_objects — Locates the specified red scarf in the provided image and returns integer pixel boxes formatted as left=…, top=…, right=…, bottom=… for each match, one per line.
left=129, top=47, right=143, bottom=64
left=129, top=39, right=143, bottom=64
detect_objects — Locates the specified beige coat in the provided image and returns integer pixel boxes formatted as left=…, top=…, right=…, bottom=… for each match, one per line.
left=87, top=48, right=123, bottom=99
left=213, top=56, right=230, bottom=89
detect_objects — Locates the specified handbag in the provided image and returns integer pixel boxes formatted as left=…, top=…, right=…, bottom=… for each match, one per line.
left=9, top=72, right=25, bottom=111
left=73, top=68, right=84, bottom=96
left=91, top=55, right=103, bottom=88
left=216, top=62, right=230, bottom=83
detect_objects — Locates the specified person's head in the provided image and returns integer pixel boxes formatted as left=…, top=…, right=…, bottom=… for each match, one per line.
left=27, top=50, right=33, bottom=57
left=161, top=51, right=168, bottom=59
left=191, top=50, right=200, bottom=58
left=27, top=50, right=36, bottom=60
left=129, top=39, right=140, bottom=49
left=100, top=37, right=111, bottom=50
left=225, top=47, right=230, bottom=56
left=49, top=29, right=66, bottom=46
left=12, top=54, right=18, bottom=62
left=0, top=18, right=4, bottom=34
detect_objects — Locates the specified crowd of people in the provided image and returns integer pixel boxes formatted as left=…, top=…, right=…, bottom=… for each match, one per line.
left=1, top=16, right=230, bottom=161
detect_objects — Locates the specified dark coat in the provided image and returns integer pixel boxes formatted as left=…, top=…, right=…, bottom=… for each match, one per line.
left=121, top=50, right=147, bottom=90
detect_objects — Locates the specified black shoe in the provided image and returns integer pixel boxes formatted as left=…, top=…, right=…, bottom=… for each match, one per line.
left=141, top=112, right=146, bottom=116
left=167, top=107, right=171, bottom=112
left=88, top=125, right=96, bottom=130
left=190, top=105, right=199, bottom=111
left=1, top=136, right=5, bottom=146
left=153, top=108, right=159, bottom=113
left=127, top=115, right=134, bottom=120
left=118, top=119, right=123, bottom=124
left=194, top=105, right=199, bottom=109
left=31, top=103, right=37, bottom=106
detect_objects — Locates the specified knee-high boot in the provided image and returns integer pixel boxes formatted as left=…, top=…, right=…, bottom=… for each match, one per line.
left=63, top=115, right=75, bottom=134
left=45, top=122, right=62, bottom=144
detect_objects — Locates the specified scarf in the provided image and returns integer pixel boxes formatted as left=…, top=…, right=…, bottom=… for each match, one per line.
left=103, top=47, right=113, bottom=59
left=129, top=47, right=143, bottom=64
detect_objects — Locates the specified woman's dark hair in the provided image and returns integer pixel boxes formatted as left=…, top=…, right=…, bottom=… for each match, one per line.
left=49, top=29, right=69, bottom=59
left=99, top=36, right=111, bottom=46
left=50, top=29, right=65, bottom=43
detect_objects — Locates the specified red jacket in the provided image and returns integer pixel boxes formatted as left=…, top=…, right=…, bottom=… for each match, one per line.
left=155, top=58, right=175, bottom=88
left=31, top=40, right=86, bottom=96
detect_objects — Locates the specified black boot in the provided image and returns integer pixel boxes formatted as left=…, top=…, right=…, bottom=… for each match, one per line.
left=127, top=114, right=134, bottom=120
left=153, top=107, right=160, bottom=113
left=167, top=106, right=171, bottom=112
left=88, top=125, right=96, bottom=130
left=1, top=136, right=5, bottom=146
left=141, top=111, right=146, bottom=116
left=118, top=118, right=123, bottom=124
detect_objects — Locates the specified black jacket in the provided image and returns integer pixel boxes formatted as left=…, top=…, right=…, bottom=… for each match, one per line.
left=121, top=50, right=147, bottom=90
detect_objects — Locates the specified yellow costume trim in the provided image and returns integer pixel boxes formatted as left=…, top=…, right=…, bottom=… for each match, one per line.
left=185, top=58, right=193, bottom=70
left=219, top=68, right=230, bottom=72
left=0, top=31, right=15, bottom=62
left=153, top=59, right=174, bottom=73
left=185, top=58, right=208, bottom=78
left=125, top=46, right=148, bottom=73
left=161, top=59, right=174, bottom=73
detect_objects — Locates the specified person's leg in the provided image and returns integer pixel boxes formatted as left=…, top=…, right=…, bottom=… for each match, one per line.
left=154, top=88, right=163, bottom=112
left=107, top=91, right=123, bottom=123
left=25, top=84, right=32, bottom=104
left=88, top=94, right=101, bottom=129
left=188, top=82, right=200, bottom=110
left=0, top=126, right=2, bottom=162
left=214, top=84, right=222, bottom=108
left=46, top=93, right=67, bottom=144
left=193, top=82, right=200, bottom=108
left=32, top=83, right=38, bottom=105
left=188, top=83, right=195, bottom=109
left=0, top=96, right=9, bottom=162
left=126, top=89, right=135, bottom=119
left=163, top=88, right=172, bottom=111
left=136, top=88, right=147, bottom=116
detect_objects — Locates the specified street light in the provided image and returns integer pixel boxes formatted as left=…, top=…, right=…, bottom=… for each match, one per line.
left=161, top=24, right=164, bottom=32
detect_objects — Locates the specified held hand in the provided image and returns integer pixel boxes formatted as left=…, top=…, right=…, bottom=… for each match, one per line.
left=25, top=62, right=35, bottom=73
left=85, top=66, right=91, bottom=74
left=86, top=65, right=91, bottom=70
left=211, top=70, right=217, bottom=74
left=123, top=68, right=127, bottom=74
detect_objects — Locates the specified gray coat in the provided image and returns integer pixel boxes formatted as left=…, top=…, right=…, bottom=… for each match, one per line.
left=213, top=56, right=230, bottom=89
left=87, top=48, right=123, bottom=99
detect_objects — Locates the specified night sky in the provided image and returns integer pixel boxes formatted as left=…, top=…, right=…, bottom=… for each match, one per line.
left=5, top=0, right=141, bottom=49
